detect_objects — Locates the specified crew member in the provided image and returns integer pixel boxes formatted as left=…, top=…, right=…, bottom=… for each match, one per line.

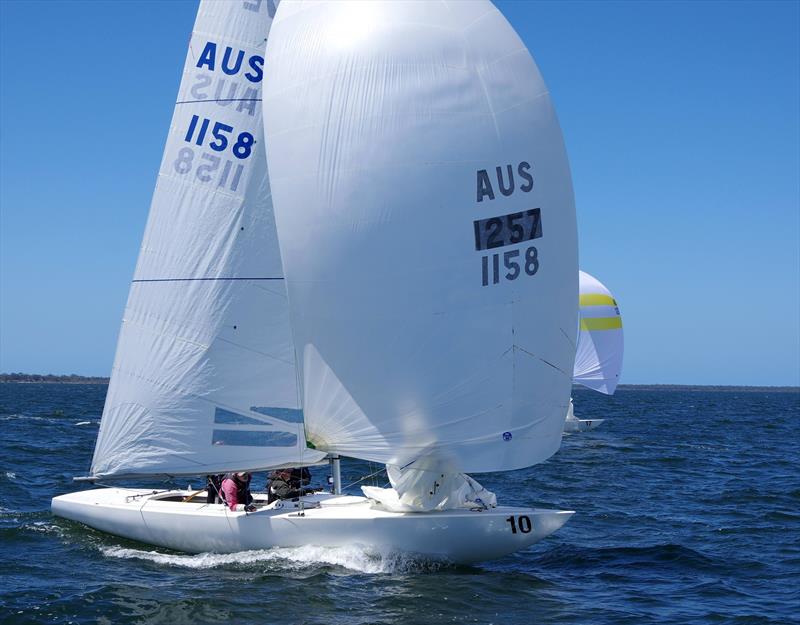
left=221, top=472, right=256, bottom=511
left=267, top=467, right=314, bottom=502
left=206, top=474, right=224, bottom=504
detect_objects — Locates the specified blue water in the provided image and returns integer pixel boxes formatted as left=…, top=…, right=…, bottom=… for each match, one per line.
left=1, top=383, right=798, bottom=624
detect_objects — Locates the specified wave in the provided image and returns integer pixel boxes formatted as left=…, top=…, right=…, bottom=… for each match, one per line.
left=0, top=414, right=50, bottom=422
left=23, top=520, right=65, bottom=536
left=0, top=516, right=68, bottom=543
left=538, top=543, right=723, bottom=573
left=0, top=413, right=99, bottom=424
left=99, top=543, right=445, bottom=575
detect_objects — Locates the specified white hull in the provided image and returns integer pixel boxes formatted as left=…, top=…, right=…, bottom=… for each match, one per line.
left=52, top=488, right=573, bottom=564
left=564, top=417, right=605, bottom=433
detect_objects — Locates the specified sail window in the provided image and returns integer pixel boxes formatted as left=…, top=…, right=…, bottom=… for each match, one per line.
left=214, top=407, right=267, bottom=425
left=250, top=407, right=304, bottom=423
left=211, top=430, right=297, bottom=447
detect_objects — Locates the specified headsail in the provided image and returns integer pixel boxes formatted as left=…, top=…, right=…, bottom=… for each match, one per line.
left=90, top=0, right=325, bottom=479
left=573, top=270, right=624, bottom=394
left=263, top=1, right=578, bottom=473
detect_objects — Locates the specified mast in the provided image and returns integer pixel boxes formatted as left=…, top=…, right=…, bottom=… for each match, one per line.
left=329, top=454, right=342, bottom=495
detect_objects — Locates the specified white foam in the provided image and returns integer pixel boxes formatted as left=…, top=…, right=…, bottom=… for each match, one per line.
left=5, top=472, right=16, bottom=480
left=26, top=520, right=64, bottom=536
left=74, top=421, right=92, bottom=426
left=100, top=543, right=442, bottom=574
left=0, top=414, right=51, bottom=422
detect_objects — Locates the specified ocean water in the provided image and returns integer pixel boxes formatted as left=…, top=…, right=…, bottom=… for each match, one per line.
left=1, top=383, right=798, bottom=625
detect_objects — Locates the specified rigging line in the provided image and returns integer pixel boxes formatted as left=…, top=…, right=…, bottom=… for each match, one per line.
left=560, top=326, right=577, bottom=351
left=132, top=277, right=284, bottom=283
left=341, top=466, right=388, bottom=492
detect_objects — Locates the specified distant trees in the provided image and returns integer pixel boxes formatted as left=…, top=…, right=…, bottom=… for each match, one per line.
left=0, top=372, right=109, bottom=384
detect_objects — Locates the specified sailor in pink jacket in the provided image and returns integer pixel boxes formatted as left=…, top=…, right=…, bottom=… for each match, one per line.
left=221, top=472, right=255, bottom=511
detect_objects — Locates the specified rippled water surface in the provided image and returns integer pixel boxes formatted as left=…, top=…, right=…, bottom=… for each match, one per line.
left=1, top=383, right=798, bottom=624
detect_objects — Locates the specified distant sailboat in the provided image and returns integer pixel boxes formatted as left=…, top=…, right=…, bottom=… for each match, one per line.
left=53, top=0, right=579, bottom=564
left=565, top=270, right=624, bottom=432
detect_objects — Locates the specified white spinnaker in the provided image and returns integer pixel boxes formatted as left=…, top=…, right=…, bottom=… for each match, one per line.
left=91, top=0, right=324, bottom=479
left=263, top=1, right=578, bottom=473
left=573, top=271, right=624, bottom=395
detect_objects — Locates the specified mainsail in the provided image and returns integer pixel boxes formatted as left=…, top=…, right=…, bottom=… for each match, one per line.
left=573, top=270, right=624, bottom=394
left=263, top=1, right=578, bottom=474
left=90, top=0, right=324, bottom=479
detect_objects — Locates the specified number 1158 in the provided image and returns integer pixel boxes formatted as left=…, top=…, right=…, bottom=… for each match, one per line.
left=482, top=246, right=539, bottom=286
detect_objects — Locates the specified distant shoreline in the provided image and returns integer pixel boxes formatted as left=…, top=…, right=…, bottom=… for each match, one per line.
left=0, top=374, right=110, bottom=384
left=0, top=373, right=796, bottom=392
left=612, top=384, right=798, bottom=393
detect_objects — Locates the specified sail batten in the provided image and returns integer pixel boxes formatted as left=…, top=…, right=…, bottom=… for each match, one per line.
left=90, top=0, right=325, bottom=479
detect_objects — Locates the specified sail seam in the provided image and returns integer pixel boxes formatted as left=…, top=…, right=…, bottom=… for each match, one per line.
left=131, top=278, right=284, bottom=283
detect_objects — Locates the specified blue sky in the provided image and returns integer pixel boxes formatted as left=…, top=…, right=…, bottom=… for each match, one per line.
left=1, top=1, right=798, bottom=385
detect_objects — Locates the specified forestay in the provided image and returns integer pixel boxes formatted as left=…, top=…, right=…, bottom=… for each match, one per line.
left=263, top=0, right=578, bottom=473
left=91, top=0, right=325, bottom=479
left=573, top=271, right=624, bottom=394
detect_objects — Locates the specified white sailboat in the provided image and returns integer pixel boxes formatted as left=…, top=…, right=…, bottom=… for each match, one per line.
left=53, top=0, right=579, bottom=564
left=565, top=270, right=624, bottom=432
left=563, top=397, right=603, bottom=433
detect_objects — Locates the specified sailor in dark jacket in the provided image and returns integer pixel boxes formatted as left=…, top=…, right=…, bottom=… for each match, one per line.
left=268, top=467, right=314, bottom=502
left=206, top=474, right=224, bottom=504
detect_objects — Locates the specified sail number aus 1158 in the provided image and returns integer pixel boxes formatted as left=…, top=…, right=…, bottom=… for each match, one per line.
left=506, top=515, right=533, bottom=534
left=474, top=209, right=542, bottom=287
left=172, top=113, right=257, bottom=193
left=184, top=114, right=255, bottom=160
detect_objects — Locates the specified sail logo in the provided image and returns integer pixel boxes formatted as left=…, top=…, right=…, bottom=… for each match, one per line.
left=476, top=162, right=534, bottom=202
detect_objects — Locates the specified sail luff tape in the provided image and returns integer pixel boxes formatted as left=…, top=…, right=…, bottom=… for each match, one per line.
left=580, top=317, right=623, bottom=331
left=579, top=294, right=617, bottom=307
